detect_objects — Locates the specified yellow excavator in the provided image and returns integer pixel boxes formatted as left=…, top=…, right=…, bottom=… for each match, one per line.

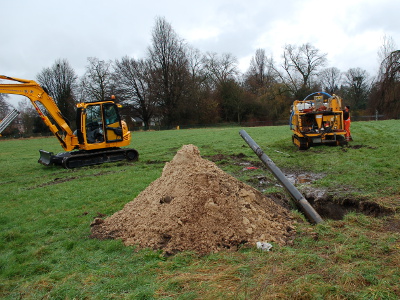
left=290, top=92, right=347, bottom=150
left=0, top=75, right=139, bottom=168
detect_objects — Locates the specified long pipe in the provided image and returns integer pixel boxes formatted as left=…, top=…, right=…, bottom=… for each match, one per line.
left=239, top=129, right=324, bottom=224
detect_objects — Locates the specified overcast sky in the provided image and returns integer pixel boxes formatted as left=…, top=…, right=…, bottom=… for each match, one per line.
left=1, top=0, right=399, bottom=106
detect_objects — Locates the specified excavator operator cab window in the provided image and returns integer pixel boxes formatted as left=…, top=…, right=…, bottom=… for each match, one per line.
left=85, top=104, right=104, bottom=144
left=104, top=104, right=119, bottom=125
left=103, top=103, right=123, bottom=142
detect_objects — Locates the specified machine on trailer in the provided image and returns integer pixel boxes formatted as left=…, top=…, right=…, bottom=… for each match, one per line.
left=290, top=92, right=347, bottom=150
left=0, top=75, right=138, bottom=168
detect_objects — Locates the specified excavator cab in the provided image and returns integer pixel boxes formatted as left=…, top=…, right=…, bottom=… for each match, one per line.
left=40, top=100, right=138, bottom=168
left=78, top=102, right=124, bottom=145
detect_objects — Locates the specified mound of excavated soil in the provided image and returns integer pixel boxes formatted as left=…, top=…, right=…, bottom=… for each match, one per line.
left=90, top=145, right=296, bottom=255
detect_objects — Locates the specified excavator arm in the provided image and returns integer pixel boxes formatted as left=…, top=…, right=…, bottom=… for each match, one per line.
left=0, top=75, right=78, bottom=151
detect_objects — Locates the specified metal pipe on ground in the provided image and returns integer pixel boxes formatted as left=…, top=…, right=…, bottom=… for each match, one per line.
left=239, top=129, right=324, bottom=224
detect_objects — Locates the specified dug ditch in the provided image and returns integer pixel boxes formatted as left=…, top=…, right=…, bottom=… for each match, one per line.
left=206, top=153, right=394, bottom=221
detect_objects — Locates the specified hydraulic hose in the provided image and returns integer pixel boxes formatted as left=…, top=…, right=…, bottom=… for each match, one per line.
left=303, top=91, right=332, bottom=101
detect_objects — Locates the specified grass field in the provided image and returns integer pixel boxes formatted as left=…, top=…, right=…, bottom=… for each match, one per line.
left=0, top=120, right=399, bottom=299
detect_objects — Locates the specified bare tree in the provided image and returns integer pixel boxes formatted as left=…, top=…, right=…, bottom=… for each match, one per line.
left=80, top=57, right=114, bottom=102
left=36, top=59, right=77, bottom=123
left=182, top=46, right=218, bottom=124
left=244, top=48, right=275, bottom=94
left=114, top=56, right=156, bottom=128
left=202, top=52, right=244, bottom=122
left=148, top=17, right=190, bottom=126
left=187, top=46, right=205, bottom=80
left=377, top=35, right=397, bottom=72
left=370, top=42, right=400, bottom=118
left=203, top=52, right=239, bottom=87
left=0, top=94, right=10, bottom=119
left=319, top=67, right=342, bottom=95
left=343, top=68, right=371, bottom=110
left=17, top=99, right=36, bottom=134
left=276, top=43, right=327, bottom=98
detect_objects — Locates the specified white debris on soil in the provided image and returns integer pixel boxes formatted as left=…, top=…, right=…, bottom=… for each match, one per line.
left=256, top=241, right=273, bottom=251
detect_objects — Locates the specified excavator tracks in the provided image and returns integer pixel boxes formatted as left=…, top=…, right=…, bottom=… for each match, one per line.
left=292, top=135, right=309, bottom=150
left=39, top=148, right=139, bottom=169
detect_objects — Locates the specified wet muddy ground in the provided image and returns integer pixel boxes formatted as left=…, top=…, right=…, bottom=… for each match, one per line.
left=205, top=153, right=396, bottom=222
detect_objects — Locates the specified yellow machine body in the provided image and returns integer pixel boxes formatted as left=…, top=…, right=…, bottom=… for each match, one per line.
left=290, top=93, right=347, bottom=150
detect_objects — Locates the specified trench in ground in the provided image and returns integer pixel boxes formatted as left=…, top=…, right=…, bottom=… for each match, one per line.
left=206, top=153, right=395, bottom=221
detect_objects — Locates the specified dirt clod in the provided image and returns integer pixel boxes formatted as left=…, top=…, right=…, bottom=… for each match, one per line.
left=90, top=218, right=104, bottom=227
left=90, top=145, right=296, bottom=255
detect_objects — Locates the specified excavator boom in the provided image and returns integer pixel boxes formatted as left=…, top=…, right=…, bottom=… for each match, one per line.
left=0, top=75, right=78, bottom=151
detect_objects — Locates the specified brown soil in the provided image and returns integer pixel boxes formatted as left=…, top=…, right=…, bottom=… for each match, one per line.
left=90, top=145, right=296, bottom=255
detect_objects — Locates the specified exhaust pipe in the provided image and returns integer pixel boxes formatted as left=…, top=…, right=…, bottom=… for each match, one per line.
left=239, top=130, right=323, bottom=224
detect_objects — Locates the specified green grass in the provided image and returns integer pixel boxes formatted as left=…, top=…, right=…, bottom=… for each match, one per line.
left=0, top=120, right=399, bottom=299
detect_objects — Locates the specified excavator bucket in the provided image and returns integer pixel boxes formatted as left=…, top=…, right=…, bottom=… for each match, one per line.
left=38, top=149, right=54, bottom=166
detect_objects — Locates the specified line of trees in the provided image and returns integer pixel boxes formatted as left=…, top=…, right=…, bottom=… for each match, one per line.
left=1, top=18, right=399, bottom=136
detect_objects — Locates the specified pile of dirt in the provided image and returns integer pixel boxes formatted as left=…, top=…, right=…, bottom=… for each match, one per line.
left=90, top=145, right=296, bottom=255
